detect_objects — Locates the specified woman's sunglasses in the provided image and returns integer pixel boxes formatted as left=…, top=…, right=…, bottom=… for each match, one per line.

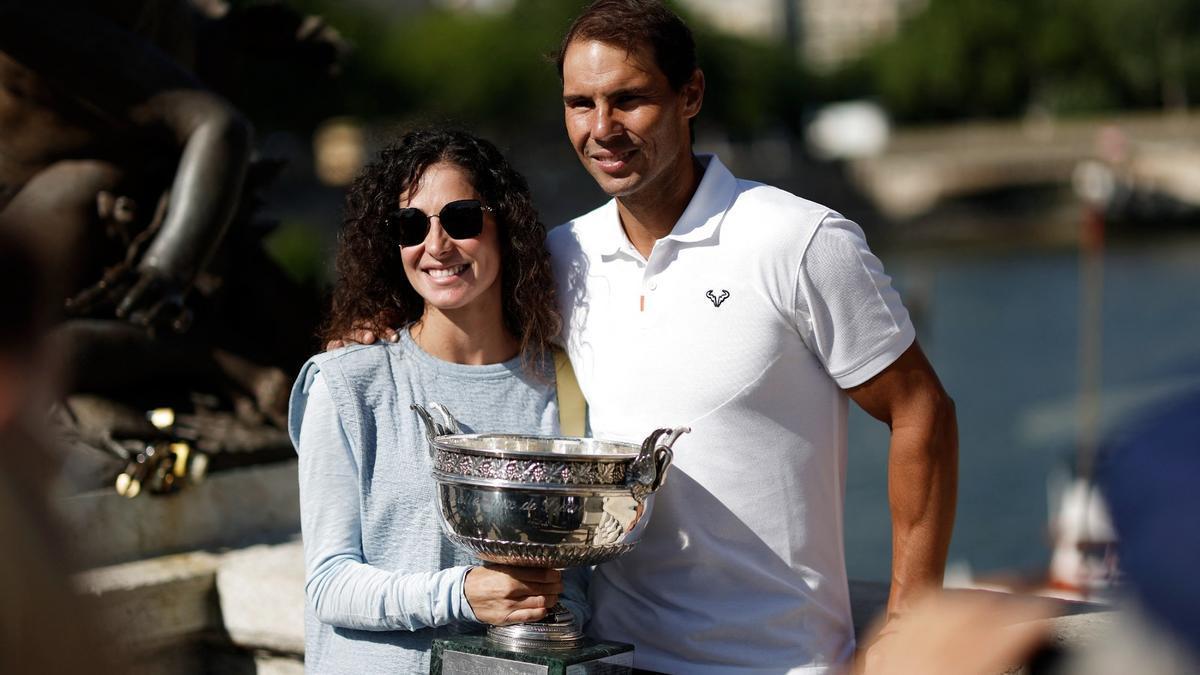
left=385, top=199, right=492, bottom=247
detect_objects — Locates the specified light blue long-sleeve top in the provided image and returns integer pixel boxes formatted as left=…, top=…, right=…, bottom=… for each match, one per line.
left=288, top=332, right=590, bottom=674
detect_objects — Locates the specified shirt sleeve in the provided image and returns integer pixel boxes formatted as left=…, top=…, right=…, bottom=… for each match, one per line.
left=793, top=214, right=915, bottom=389
left=559, top=566, right=592, bottom=628
left=296, top=373, right=479, bottom=631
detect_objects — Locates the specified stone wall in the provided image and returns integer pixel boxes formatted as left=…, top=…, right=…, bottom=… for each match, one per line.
left=68, top=459, right=1118, bottom=673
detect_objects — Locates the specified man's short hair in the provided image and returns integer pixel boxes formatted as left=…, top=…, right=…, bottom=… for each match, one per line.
left=555, top=0, right=698, bottom=90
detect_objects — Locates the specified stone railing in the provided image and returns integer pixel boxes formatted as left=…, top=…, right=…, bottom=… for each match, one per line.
left=69, top=459, right=1118, bottom=674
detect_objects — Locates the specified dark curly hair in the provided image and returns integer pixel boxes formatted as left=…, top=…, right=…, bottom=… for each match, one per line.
left=555, top=0, right=697, bottom=91
left=322, top=128, right=560, bottom=371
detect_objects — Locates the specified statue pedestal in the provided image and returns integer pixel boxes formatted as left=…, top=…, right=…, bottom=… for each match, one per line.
left=431, top=634, right=633, bottom=674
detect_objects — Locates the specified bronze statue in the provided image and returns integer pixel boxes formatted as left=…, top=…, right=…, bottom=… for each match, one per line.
left=0, top=0, right=343, bottom=491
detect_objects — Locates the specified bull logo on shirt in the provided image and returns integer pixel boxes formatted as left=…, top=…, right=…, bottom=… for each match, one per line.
left=706, top=289, right=730, bottom=307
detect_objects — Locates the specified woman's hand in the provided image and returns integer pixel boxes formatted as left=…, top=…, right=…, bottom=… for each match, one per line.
left=464, top=565, right=563, bottom=626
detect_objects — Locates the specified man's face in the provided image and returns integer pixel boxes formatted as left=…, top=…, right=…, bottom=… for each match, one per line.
left=561, top=40, right=702, bottom=200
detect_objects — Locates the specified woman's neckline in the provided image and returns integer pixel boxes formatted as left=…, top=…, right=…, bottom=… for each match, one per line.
left=408, top=309, right=520, bottom=365
left=399, top=327, right=522, bottom=378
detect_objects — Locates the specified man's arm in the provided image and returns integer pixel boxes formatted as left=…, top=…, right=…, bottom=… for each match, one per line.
left=846, top=340, right=958, bottom=618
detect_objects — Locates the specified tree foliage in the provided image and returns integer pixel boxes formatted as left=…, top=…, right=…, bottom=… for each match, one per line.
left=857, top=0, right=1200, bottom=121
left=281, top=0, right=807, bottom=136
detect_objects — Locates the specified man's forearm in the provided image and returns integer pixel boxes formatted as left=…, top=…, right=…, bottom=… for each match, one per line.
left=885, top=394, right=958, bottom=617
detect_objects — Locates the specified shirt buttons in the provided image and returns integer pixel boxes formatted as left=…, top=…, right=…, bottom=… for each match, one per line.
left=647, top=281, right=658, bottom=291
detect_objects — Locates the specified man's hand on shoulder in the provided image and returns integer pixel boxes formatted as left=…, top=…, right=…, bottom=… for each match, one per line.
left=324, top=325, right=399, bottom=351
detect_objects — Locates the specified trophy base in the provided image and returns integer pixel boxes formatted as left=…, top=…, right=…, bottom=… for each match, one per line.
left=487, top=604, right=585, bottom=650
left=431, top=634, right=634, bottom=674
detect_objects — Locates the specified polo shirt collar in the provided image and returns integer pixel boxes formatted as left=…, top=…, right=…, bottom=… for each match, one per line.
left=666, top=154, right=736, bottom=244
left=596, top=153, right=736, bottom=257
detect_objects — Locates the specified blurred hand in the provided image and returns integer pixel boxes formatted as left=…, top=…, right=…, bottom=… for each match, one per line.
left=324, top=325, right=399, bottom=351
left=854, top=590, right=1052, bottom=675
left=464, top=565, right=563, bottom=626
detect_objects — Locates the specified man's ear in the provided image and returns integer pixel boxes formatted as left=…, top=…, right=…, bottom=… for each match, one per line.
left=681, top=68, right=705, bottom=119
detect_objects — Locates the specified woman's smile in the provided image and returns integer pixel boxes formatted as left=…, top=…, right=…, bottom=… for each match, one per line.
left=425, top=264, right=467, bottom=279
left=399, top=162, right=502, bottom=314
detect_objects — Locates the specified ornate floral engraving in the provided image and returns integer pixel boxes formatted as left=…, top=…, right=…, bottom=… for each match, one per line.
left=433, top=449, right=627, bottom=485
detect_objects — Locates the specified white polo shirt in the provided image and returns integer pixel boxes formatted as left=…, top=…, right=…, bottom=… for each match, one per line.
left=547, top=155, right=915, bottom=674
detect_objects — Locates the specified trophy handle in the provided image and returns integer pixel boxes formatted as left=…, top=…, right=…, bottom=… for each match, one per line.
left=411, top=402, right=463, bottom=457
left=430, top=402, right=464, bottom=434
left=652, top=427, right=688, bottom=492
left=630, top=426, right=689, bottom=498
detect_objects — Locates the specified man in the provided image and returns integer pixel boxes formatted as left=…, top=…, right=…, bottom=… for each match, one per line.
left=546, top=1, right=958, bottom=672
left=0, top=233, right=117, bottom=674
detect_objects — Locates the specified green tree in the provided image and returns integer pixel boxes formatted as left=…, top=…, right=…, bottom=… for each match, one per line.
left=854, top=0, right=1200, bottom=121
left=279, top=0, right=808, bottom=137
left=867, top=0, right=1036, bottom=120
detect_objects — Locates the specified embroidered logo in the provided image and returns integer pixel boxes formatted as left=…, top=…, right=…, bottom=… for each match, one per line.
left=706, top=289, right=730, bottom=307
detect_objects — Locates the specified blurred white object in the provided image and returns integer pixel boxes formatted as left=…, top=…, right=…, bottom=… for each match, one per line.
left=806, top=101, right=890, bottom=160
left=313, top=118, right=366, bottom=187
left=1072, top=159, right=1118, bottom=208
left=1046, top=471, right=1119, bottom=600
left=148, top=407, right=176, bottom=430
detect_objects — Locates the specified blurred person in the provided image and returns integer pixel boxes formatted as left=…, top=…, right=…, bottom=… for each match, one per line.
left=0, top=233, right=115, bottom=675
left=849, top=589, right=1051, bottom=675
left=845, top=390, right=1200, bottom=675
left=1070, top=388, right=1200, bottom=675
left=544, top=1, right=958, bottom=672
left=288, top=128, right=588, bottom=673
left=0, top=234, right=49, bottom=435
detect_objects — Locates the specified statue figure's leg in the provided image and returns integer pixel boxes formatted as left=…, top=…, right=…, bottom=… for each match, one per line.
left=0, top=159, right=131, bottom=301
left=51, top=320, right=290, bottom=429
left=49, top=319, right=217, bottom=395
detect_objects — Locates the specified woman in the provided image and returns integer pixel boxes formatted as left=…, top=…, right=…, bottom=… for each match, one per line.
left=288, top=128, right=587, bottom=673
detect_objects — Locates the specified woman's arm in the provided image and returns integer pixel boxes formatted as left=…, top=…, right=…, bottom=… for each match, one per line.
left=296, top=374, right=477, bottom=631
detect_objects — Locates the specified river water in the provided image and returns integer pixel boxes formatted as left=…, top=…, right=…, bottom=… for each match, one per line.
left=843, top=233, right=1200, bottom=582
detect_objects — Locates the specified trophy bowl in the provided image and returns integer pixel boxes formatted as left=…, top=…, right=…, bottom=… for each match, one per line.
left=413, top=403, right=688, bottom=651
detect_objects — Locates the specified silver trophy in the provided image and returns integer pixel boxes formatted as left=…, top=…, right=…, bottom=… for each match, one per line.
left=413, top=403, right=687, bottom=656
